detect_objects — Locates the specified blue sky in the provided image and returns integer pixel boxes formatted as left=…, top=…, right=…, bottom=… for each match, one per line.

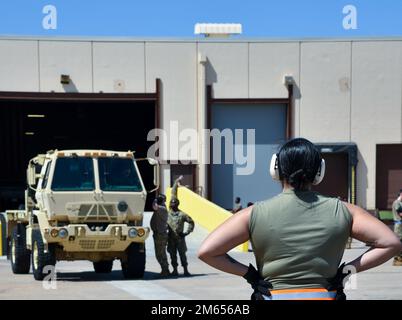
left=0, top=0, right=401, bottom=38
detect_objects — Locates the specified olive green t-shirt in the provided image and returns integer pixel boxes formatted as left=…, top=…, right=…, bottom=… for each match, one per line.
left=249, top=189, right=352, bottom=290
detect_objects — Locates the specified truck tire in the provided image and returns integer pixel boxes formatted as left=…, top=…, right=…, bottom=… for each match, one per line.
left=10, top=224, right=31, bottom=274
left=31, top=230, right=56, bottom=281
left=93, top=260, right=113, bottom=273
left=121, top=243, right=146, bottom=279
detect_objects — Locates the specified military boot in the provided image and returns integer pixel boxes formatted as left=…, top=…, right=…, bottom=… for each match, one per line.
left=171, top=267, right=178, bottom=276
left=393, top=257, right=402, bottom=266
left=159, top=268, right=171, bottom=277
left=183, top=266, right=191, bottom=277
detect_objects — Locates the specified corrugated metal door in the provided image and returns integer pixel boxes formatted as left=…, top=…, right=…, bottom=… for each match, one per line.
left=211, top=103, right=287, bottom=210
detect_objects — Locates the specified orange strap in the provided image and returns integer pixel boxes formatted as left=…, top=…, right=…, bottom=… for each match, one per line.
left=265, top=288, right=337, bottom=300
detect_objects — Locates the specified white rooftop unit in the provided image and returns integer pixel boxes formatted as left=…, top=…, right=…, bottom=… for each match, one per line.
left=194, top=23, right=242, bottom=37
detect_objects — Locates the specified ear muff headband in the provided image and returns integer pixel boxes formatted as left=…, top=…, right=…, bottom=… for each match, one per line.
left=270, top=154, right=326, bottom=185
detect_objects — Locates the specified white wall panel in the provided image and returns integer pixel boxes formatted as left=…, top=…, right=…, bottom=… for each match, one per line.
left=93, top=42, right=145, bottom=93
left=198, top=43, right=248, bottom=98
left=300, top=42, right=351, bottom=142
left=249, top=42, right=299, bottom=99
left=39, top=41, right=92, bottom=92
left=0, top=40, right=39, bottom=91
left=351, top=41, right=402, bottom=208
left=145, top=42, right=197, bottom=161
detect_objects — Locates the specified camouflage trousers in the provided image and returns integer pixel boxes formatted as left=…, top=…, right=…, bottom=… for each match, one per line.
left=167, top=236, right=188, bottom=268
left=153, top=233, right=169, bottom=270
left=394, top=223, right=402, bottom=258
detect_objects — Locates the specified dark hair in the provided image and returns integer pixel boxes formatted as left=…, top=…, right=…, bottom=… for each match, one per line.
left=170, top=198, right=180, bottom=206
left=277, top=138, right=321, bottom=190
left=235, top=197, right=241, bottom=203
left=156, top=194, right=166, bottom=205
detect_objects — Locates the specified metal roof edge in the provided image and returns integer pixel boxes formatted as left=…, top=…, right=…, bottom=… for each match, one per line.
left=0, top=35, right=402, bottom=43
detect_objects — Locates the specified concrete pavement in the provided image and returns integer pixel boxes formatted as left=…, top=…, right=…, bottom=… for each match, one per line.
left=0, top=212, right=401, bottom=300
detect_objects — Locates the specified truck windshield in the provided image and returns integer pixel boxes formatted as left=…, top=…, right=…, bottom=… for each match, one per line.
left=98, top=157, right=142, bottom=192
left=52, top=157, right=95, bottom=191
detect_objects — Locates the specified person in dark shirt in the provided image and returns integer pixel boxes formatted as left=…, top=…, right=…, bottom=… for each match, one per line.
left=151, top=194, right=170, bottom=277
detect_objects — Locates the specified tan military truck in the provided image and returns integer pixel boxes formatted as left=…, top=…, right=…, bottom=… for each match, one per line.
left=5, top=150, right=158, bottom=280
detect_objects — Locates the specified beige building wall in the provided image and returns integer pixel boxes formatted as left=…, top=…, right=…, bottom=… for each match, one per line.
left=93, top=42, right=146, bottom=93
left=39, top=41, right=93, bottom=92
left=145, top=42, right=198, bottom=164
left=198, top=42, right=249, bottom=99
left=0, top=40, right=39, bottom=91
left=248, top=42, right=301, bottom=136
left=299, top=42, right=352, bottom=142
left=351, top=41, right=402, bottom=209
left=0, top=37, right=401, bottom=208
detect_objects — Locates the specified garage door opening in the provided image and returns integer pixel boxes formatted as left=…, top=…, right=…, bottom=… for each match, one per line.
left=376, top=144, right=402, bottom=210
left=313, top=143, right=358, bottom=204
left=0, top=94, right=158, bottom=212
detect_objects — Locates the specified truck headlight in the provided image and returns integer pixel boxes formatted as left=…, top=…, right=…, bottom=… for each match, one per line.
left=128, top=228, right=137, bottom=238
left=59, top=228, right=68, bottom=239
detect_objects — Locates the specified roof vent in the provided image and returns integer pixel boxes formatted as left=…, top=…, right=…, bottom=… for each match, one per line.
left=194, top=23, right=242, bottom=38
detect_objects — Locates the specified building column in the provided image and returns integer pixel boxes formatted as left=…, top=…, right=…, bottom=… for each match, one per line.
left=197, top=53, right=208, bottom=197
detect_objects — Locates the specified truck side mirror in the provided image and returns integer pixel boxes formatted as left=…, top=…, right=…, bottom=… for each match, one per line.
left=147, top=158, right=158, bottom=166
left=27, top=165, right=36, bottom=186
left=153, top=165, right=159, bottom=189
left=148, top=158, right=160, bottom=193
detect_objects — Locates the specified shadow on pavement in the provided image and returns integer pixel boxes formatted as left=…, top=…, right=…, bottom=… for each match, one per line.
left=54, top=270, right=212, bottom=282
left=143, top=272, right=212, bottom=281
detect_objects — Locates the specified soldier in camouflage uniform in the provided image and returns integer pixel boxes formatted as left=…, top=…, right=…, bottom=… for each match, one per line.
left=151, top=194, right=170, bottom=276
left=392, top=189, right=402, bottom=266
left=168, top=176, right=195, bottom=276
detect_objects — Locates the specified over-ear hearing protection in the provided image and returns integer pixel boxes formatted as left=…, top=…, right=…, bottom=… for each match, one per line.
left=269, top=153, right=326, bottom=185
left=269, top=154, right=281, bottom=181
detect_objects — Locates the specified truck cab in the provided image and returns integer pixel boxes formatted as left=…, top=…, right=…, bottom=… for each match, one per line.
left=6, top=149, right=159, bottom=280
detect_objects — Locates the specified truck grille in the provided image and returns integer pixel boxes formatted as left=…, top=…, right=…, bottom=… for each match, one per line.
left=78, top=204, right=116, bottom=220
left=79, top=240, right=96, bottom=250
left=78, top=239, right=115, bottom=250
left=97, top=240, right=115, bottom=250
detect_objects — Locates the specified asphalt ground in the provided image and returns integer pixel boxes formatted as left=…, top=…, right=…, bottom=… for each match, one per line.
left=0, top=212, right=401, bottom=300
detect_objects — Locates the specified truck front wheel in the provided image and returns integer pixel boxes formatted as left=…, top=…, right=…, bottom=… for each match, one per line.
left=31, top=230, right=56, bottom=281
left=121, top=243, right=145, bottom=279
left=93, top=260, right=113, bottom=273
left=10, top=224, right=31, bottom=274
